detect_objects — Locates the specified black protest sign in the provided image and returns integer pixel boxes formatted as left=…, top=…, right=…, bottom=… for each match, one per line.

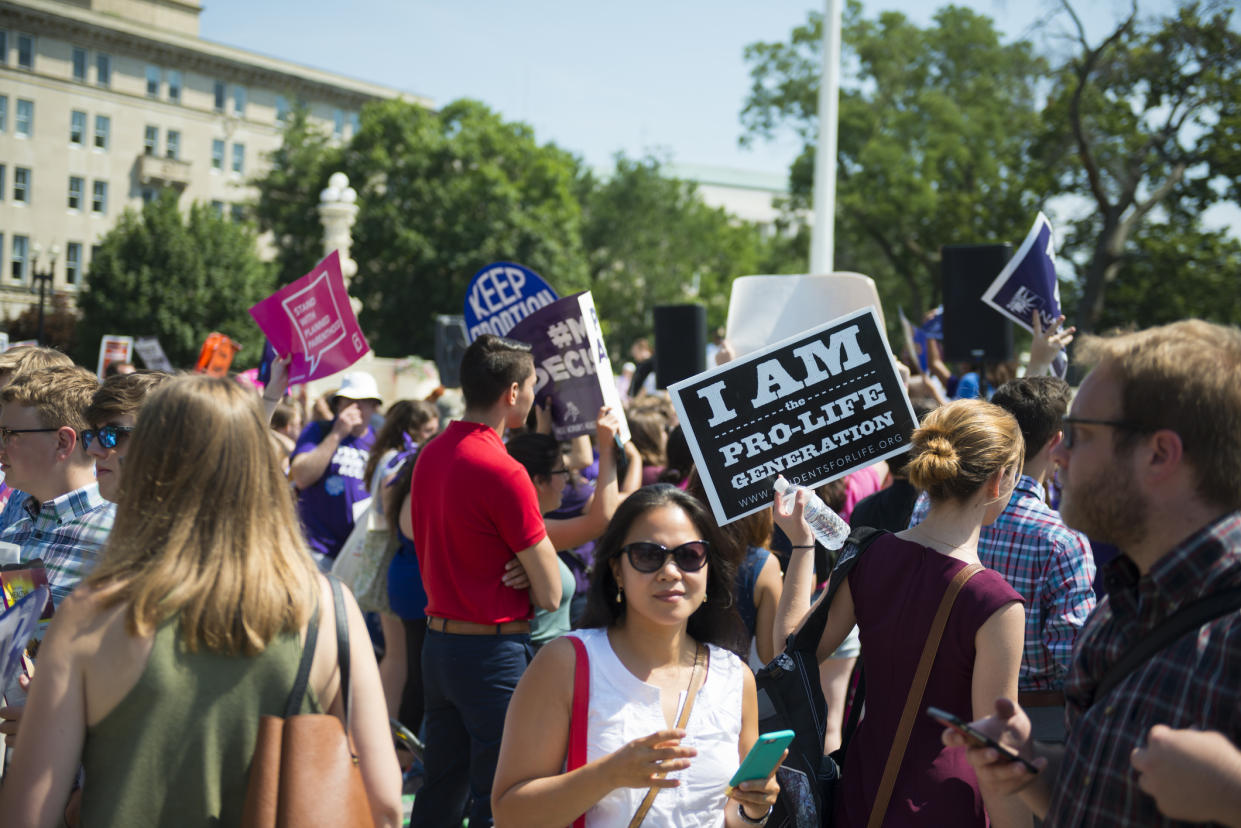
left=669, top=307, right=916, bottom=525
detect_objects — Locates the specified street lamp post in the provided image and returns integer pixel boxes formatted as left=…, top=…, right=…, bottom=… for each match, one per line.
left=30, top=243, right=60, bottom=346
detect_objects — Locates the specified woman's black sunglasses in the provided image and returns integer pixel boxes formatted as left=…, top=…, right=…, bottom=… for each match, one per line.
left=621, top=540, right=711, bottom=573
left=81, top=424, right=135, bottom=451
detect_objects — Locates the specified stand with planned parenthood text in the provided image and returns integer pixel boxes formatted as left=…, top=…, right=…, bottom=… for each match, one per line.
left=669, top=307, right=917, bottom=526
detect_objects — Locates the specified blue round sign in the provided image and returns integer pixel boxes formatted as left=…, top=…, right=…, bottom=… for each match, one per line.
left=462, top=262, right=559, bottom=342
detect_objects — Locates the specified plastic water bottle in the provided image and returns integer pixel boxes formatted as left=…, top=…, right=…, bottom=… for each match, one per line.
left=773, top=477, right=850, bottom=550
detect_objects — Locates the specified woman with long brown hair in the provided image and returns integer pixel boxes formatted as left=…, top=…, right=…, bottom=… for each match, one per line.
left=0, top=375, right=401, bottom=827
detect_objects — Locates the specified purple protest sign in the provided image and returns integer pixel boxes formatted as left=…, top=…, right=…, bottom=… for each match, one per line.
left=981, top=213, right=1062, bottom=333
left=248, top=250, right=370, bottom=383
left=508, top=291, right=630, bottom=443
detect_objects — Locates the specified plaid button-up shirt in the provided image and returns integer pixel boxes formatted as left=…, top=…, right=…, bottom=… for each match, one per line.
left=1046, top=511, right=1241, bottom=827
left=0, top=484, right=115, bottom=608
left=910, top=475, right=1096, bottom=691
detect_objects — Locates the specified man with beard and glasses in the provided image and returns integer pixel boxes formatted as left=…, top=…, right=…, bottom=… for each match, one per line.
left=949, top=320, right=1241, bottom=827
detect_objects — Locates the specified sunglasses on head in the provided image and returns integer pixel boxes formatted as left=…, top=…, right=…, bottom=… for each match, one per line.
left=620, top=540, right=711, bottom=574
left=82, top=424, right=135, bottom=451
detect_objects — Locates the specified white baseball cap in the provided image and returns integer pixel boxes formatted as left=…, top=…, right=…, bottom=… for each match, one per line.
left=333, top=371, right=381, bottom=403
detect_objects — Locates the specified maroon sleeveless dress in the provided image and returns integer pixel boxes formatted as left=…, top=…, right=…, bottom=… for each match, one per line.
left=834, top=533, right=1023, bottom=826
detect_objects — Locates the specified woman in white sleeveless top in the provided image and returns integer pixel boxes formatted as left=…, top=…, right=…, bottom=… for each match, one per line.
left=493, top=485, right=780, bottom=827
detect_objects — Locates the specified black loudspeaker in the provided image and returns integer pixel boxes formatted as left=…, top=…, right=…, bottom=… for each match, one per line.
left=653, top=304, right=707, bottom=390
left=941, top=244, right=1014, bottom=363
left=434, top=315, right=468, bottom=388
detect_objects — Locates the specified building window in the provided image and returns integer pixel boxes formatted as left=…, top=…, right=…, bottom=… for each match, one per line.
left=213, top=80, right=225, bottom=111
left=167, top=70, right=181, bottom=104
left=13, top=168, right=30, bottom=204
left=11, top=236, right=28, bottom=282
left=146, top=65, right=160, bottom=98
left=70, top=109, right=85, bottom=144
left=0, top=31, right=7, bottom=65
left=211, top=139, right=225, bottom=170
left=143, top=125, right=158, bottom=156
left=348, top=112, right=360, bottom=138
left=166, top=130, right=180, bottom=160
left=15, top=99, right=32, bottom=137
left=16, top=34, right=32, bottom=70
left=210, top=200, right=224, bottom=217
left=72, top=47, right=87, bottom=81
left=0, top=165, right=5, bottom=200
left=65, top=242, right=81, bottom=285
left=233, top=85, right=246, bottom=117
left=92, top=180, right=107, bottom=214
left=0, top=96, right=7, bottom=132
left=333, top=109, right=344, bottom=138
left=68, top=176, right=83, bottom=210
left=231, top=203, right=246, bottom=223
left=96, top=53, right=111, bottom=86
left=232, top=143, right=245, bottom=174
left=141, top=187, right=158, bottom=204
left=94, top=114, right=109, bottom=149
left=276, top=94, right=289, bottom=123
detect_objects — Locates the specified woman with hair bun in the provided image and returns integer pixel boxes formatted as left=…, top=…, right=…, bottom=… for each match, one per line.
left=774, top=399, right=1028, bottom=827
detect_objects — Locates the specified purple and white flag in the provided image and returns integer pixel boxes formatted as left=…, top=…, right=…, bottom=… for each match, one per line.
left=981, top=212, right=1062, bottom=333
left=981, top=213, right=1067, bottom=376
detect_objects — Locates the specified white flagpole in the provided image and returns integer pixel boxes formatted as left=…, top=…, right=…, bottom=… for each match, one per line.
left=809, top=0, right=843, bottom=274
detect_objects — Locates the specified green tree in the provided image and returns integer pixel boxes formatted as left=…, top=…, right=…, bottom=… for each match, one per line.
left=253, top=105, right=344, bottom=288
left=1037, top=0, right=1241, bottom=331
left=4, top=293, right=79, bottom=354
left=741, top=2, right=1049, bottom=317
left=347, top=99, right=589, bottom=356
left=76, top=191, right=275, bottom=368
left=579, top=154, right=769, bottom=348
left=1087, top=221, right=1241, bottom=330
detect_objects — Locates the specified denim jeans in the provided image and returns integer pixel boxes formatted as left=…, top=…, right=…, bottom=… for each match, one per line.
left=409, top=628, right=534, bottom=828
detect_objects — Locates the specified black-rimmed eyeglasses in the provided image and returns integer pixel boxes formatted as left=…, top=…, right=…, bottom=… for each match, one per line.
left=0, top=426, right=58, bottom=446
left=1061, top=416, right=1152, bottom=449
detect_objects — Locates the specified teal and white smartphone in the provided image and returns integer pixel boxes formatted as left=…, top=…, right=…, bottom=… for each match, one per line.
left=724, top=729, right=794, bottom=797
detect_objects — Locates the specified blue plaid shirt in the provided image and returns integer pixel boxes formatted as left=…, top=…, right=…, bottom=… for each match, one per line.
left=0, top=484, right=115, bottom=608
left=910, top=475, right=1096, bottom=691
left=1047, top=511, right=1241, bottom=827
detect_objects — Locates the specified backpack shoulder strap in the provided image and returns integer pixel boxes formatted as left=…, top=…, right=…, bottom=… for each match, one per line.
left=1092, top=585, right=1241, bottom=706
left=789, top=527, right=886, bottom=652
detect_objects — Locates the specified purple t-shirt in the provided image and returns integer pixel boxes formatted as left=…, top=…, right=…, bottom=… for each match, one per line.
left=292, top=420, right=375, bottom=559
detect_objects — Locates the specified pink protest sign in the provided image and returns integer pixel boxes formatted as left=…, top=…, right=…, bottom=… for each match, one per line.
left=248, top=251, right=370, bottom=383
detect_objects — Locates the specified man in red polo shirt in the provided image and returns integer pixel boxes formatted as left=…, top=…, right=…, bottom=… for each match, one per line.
left=410, top=334, right=561, bottom=828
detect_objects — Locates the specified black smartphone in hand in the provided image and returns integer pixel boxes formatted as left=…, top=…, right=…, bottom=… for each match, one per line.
left=927, top=706, right=1038, bottom=773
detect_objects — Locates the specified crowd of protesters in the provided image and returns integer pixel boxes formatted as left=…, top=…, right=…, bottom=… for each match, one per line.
left=0, top=308, right=1235, bottom=828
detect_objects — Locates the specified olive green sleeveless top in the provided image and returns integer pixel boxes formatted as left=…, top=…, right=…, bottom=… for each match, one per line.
left=80, top=615, right=321, bottom=827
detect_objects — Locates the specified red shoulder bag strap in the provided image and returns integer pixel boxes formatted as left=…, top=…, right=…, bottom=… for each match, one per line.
left=567, top=636, right=590, bottom=828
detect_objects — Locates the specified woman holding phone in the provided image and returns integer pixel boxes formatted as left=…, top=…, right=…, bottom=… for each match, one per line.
left=0, top=376, right=402, bottom=827
left=774, top=399, right=1028, bottom=827
left=492, top=484, right=781, bottom=827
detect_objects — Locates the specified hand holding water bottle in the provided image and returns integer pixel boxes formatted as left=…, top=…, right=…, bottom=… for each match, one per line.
left=772, top=476, right=850, bottom=550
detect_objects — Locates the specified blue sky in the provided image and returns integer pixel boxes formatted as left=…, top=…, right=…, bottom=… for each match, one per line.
left=200, top=0, right=1162, bottom=179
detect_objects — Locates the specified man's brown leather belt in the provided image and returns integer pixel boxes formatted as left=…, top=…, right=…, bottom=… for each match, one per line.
left=426, top=616, right=531, bottom=636
left=1018, top=690, right=1065, bottom=708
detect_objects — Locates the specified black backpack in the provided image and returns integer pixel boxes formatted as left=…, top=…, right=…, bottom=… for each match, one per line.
left=755, top=527, right=884, bottom=828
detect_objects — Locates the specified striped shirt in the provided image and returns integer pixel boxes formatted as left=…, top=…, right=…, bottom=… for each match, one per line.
left=0, top=484, right=115, bottom=607
left=1047, top=511, right=1241, bottom=827
left=910, top=475, right=1096, bottom=691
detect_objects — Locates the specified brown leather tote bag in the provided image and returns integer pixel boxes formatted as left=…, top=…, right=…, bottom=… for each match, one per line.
left=242, top=576, right=375, bottom=828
